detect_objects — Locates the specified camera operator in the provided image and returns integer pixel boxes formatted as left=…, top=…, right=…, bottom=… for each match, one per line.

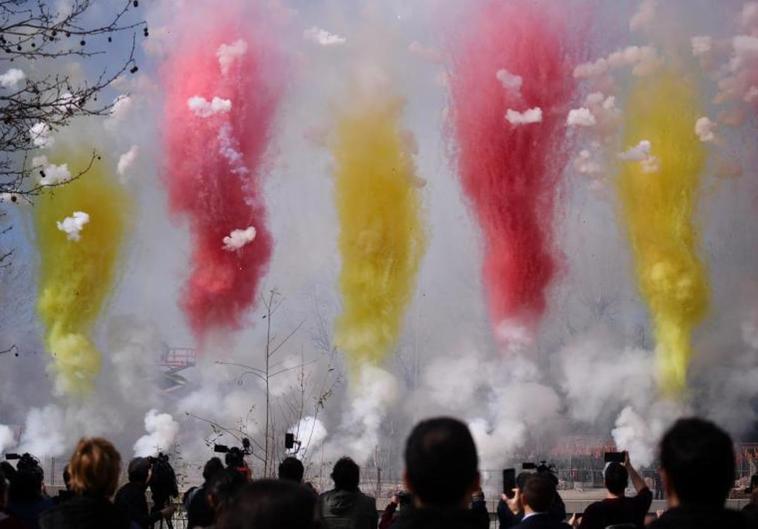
left=185, top=457, right=224, bottom=529
left=578, top=452, right=652, bottom=529
left=224, top=448, right=251, bottom=482
left=114, top=457, right=176, bottom=529
left=6, top=454, right=53, bottom=529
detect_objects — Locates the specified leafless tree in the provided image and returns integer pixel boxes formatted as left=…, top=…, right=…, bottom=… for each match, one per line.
left=0, top=0, right=145, bottom=266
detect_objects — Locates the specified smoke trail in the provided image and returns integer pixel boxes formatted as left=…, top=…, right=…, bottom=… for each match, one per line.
left=162, top=2, right=284, bottom=339
left=447, top=0, right=577, bottom=346
left=332, top=90, right=426, bottom=369
left=617, top=70, right=709, bottom=396
left=35, top=155, right=129, bottom=395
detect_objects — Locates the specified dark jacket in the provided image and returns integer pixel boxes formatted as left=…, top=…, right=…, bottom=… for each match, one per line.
left=6, top=497, right=54, bottom=529
left=390, top=507, right=489, bottom=529
left=0, top=512, right=27, bottom=529
left=38, top=495, right=130, bottom=529
left=114, top=482, right=162, bottom=529
left=318, top=489, right=377, bottom=529
left=579, top=488, right=653, bottom=529
left=648, top=505, right=749, bottom=529
left=512, top=513, right=570, bottom=529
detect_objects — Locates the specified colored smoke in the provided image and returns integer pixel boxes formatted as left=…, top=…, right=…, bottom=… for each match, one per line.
left=35, top=156, right=129, bottom=395
left=162, top=2, right=284, bottom=339
left=617, top=70, right=709, bottom=396
left=447, top=0, right=577, bottom=345
left=332, top=89, right=426, bottom=368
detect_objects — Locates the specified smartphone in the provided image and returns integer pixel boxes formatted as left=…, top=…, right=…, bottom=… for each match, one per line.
left=604, top=451, right=625, bottom=463
left=502, top=468, right=516, bottom=498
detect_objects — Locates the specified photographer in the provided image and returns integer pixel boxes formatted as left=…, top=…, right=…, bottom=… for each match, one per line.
left=6, top=454, right=53, bottom=529
left=500, top=465, right=566, bottom=528
left=378, top=491, right=413, bottom=529
left=185, top=457, right=224, bottom=529
left=114, top=457, right=176, bottom=529
left=578, top=452, right=652, bottom=529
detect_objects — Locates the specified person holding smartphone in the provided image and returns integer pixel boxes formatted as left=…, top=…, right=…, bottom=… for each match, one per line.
left=577, top=452, right=652, bottom=529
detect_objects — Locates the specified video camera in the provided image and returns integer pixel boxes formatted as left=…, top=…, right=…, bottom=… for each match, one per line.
left=214, top=438, right=251, bottom=469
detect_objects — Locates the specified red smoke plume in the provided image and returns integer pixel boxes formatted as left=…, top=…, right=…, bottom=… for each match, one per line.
left=162, top=7, right=283, bottom=339
left=448, top=0, right=577, bottom=343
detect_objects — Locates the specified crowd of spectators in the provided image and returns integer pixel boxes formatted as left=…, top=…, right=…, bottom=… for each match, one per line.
left=0, top=416, right=757, bottom=529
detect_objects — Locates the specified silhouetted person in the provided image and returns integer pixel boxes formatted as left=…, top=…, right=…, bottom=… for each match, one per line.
left=0, top=468, right=25, bottom=529
left=318, top=457, right=377, bottom=529
left=579, top=452, right=652, bottom=529
left=391, top=417, right=489, bottom=529
left=6, top=454, right=53, bottom=529
left=512, top=475, right=569, bottom=529
left=39, top=437, right=130, bottom=529
left=52, top=466, right=73, bottom=506
left=205, top=468, right=246, bottom=527
left=649, top=417, right=749, bottom=529
left=278, top=457, right=304, bottom=484
left=185, top=457, right=224, bottom=529
left=216, top=479, right=317, bottom=529
left=115, top=457, right=176, bottom=529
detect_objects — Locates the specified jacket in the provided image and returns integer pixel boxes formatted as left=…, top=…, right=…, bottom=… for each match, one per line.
left=318, top=489, right=378, bottom=529
left=6, top=497, right=54, bottom=529
left=648, top=505, right=749, bottom=529
left=38, top=495, right=131, bottom=529
left=390, top=506, right=489, bottom=529
left=114, top=482, right=162, bottom=529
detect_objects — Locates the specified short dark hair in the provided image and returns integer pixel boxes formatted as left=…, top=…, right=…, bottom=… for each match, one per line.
left=604, top=462, right=629, bottom=495
left=659, top=417, right=735, bottom=506
left=331, top=458, right=359, bottom=492
left=203, top=457, right=224, bottom=482
left=404, top=417, right=479, bottom=506
left=216, top=479, right=317, bottom=529
left=516, top=471, right=531, bottom=492
left=522, top=474, right=555, bottom=513
left=278, top=457, right=305, bottom=483
left=208, top=468, right=246, bottom=511
left=128, top=457, right=151, bottom=483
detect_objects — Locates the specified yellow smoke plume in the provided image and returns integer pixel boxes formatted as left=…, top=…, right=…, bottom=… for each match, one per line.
left=35, top=156, right=129, bottom=396
left=332, top=94, right=426, bottom=371
left=617, top=70, right=709, bottom=396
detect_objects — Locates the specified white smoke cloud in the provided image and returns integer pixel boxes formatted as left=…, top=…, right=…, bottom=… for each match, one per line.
left=222, top=227, right=256, bottom=252
left=629, top=0, right=657, bottom=32
left=567, top=107, right=597, bottom=127
left=39, top=162, right=72, bottom=186
left=731, top=35, right=758, bottom=70
left=496, top=69, right=523, bottom=92
left=0, top=425, right=15, bottom=454
left=110, top=95, right=133, bottom=121
left=611, top=403, right=683, bottom=467
left=505, top=107, right=542, bottom=125
left=695, top=116, right=716, bottom=142
left=290, top=416, right=328, bottom=459
left=574, top=46, right=661, bottom=79
left=217, top=123, right=249, bottom=175
left=329, top=365, right=398, bottom=464
left=217, top=39, right=248, bottom=75
left=187, top=96, right=232, bottom=118
left=0, top=68, right=25, bottom=89
left=117, top=145, right=139, bottom=178
left=619, top=140, right=652, bottom=161
left=134, top=409, right=180, bottom=456
left=29, top=122, right=53, bottom=148
left=56, top=211, right=90, bottom=241
left=303, top=26, right=346, bottom=46
left=19, top=405, right=67, bottom=458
